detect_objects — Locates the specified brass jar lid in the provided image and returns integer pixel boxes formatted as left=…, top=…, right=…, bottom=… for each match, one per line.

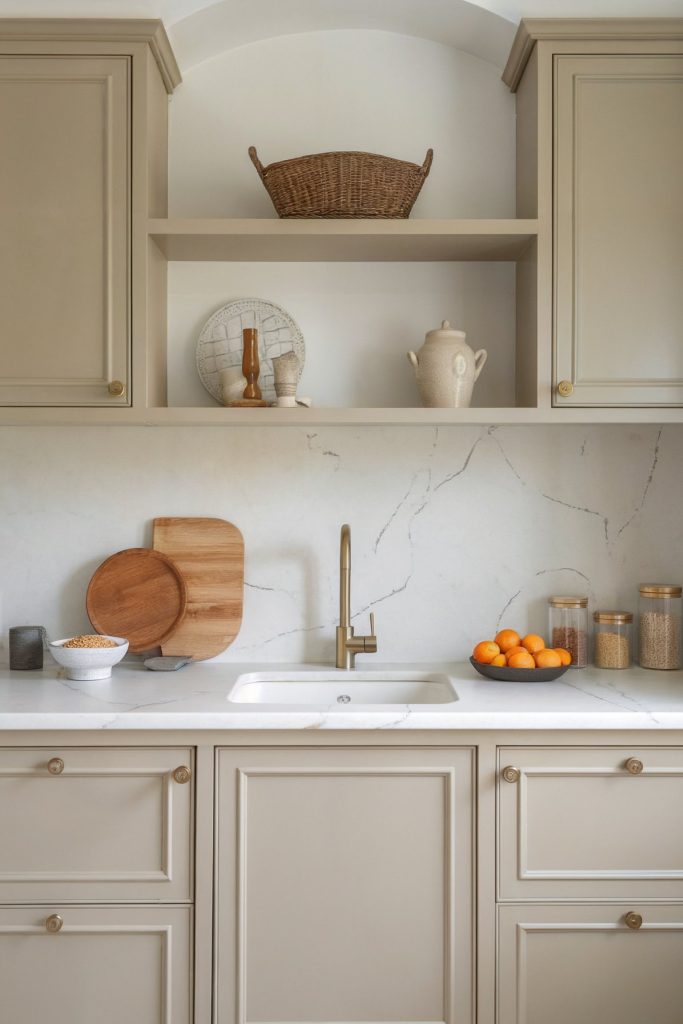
left=639, top=584, right=682, bottom=598
left=549, top=595, right=588, bottom=608
left=594, top=611, right=633, bottom=624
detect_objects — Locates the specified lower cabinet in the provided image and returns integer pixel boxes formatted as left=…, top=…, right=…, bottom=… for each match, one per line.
left=498, top=904, right=683, bottom=1024
left=215, top=745, right=475, bottom=1024
left=0, top=905, right=192, bottom=1024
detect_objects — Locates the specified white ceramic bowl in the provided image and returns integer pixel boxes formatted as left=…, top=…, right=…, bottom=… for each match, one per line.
left=48, top=636, right=128, bottom=680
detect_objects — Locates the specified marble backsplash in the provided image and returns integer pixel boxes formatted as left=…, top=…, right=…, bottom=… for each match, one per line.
left=0, top=424, right=681, bottom=665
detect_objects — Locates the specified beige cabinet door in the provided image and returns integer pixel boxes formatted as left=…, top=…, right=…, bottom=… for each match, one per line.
left=0, top=746, right=193, bottom=901
left=215, top=746, right=474, bottom=1024
left=0, top=55, right=130, bottom=406
left=498, top=903, right=683, bottom=1024
left=498, top=746, right=683, bottom=899
left=554, top=55, right=683, bottom=406
left=0, top=904, right=191, bottom=1024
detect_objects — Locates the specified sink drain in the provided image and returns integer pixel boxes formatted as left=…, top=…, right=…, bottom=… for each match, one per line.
left=337, top=694, right=351, bottom=704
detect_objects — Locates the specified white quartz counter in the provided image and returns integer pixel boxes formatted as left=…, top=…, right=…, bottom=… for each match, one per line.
left=0, top=660, right=682, bottom=730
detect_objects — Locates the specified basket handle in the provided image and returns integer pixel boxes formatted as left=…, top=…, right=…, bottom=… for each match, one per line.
left=420, top=148, right=434, bottom=178
left=248, top=146, right=266, bottom=182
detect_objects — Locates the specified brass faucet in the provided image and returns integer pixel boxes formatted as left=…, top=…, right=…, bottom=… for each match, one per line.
left=335, top=524, right=378, bottom=669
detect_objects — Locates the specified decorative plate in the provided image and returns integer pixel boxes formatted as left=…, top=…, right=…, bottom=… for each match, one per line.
left=469, top=657, right=570, bottom=683
left=195, top=297, right=305, bottom=405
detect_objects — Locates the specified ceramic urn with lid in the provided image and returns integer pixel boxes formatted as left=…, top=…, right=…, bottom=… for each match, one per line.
left=407, top=320, right=487, bottom=408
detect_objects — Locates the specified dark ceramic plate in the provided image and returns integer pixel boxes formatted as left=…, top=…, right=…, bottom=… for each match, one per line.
left=469, top=656, right=570, bottom=683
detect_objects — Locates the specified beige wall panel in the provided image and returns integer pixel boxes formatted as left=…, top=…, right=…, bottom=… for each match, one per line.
left=0, top=746, right=193, bottom=901
left=554, top=55, right=683, bottom=406
left=498, top=746, right=683, bottom=899
left=215, top=746, right=474, bottom=1024
left=514, top=46, right=538, bottom=219
left=0, top=904, right=191, bottom=1024
left=498, top=903, right=683, bottom=1024
left=0, top=55, right=130, bottom=405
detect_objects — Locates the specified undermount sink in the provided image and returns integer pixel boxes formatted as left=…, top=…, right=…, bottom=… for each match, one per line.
left=228, top=670, right=458, bottom=707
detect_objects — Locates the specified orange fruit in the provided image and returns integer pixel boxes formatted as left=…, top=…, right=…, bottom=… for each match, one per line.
left=472, top=640, right=500, bottom=664
left=554, top=647, right=572, bottom=666
left=504, top=645, right=527, bottom=658
left=534, top=648, right=562, bottom=669
left=494, top=629, right=521, bottom=653
left=490, top=653, right=507, bottom=667
left=507, top=651, right=536, bottom=669
left=522, top=633, right=545, bottom=655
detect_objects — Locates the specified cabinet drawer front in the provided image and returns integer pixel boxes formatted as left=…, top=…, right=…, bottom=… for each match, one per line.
left=0, top=747, right=193, bottom=900
left=0, top=905, right=191, bottom=1024
left=553, top=55, right=683, bottom=407
left=498, top=903, right=683, bottom=1024
left=498, top=746, right=683, bottom=898
left=216, top=746, right=474, bottom=1024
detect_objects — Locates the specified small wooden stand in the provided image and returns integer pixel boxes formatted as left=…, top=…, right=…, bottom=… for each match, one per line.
left=229, top=327, right=269, bottom=407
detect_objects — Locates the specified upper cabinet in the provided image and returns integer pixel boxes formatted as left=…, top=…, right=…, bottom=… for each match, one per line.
left=505, top=19, right=683, bottom=412
left=0, top=20, right=180, bottom=410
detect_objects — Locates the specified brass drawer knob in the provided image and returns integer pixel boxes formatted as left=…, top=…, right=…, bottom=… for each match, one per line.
left=557, top=380, right=574, bottom=398
left=47, top=757, right=65, bottom=775
left=108, top=380, right=125, bottom=397
left=45, top=914, right=63, bottom=934
left=502, top=765, right=521, bottom=784
left=625, top=912, right=643, bottom=930
left=173, top=765, right=192, bottom=785
left=625, top=757, right=644, bottom=775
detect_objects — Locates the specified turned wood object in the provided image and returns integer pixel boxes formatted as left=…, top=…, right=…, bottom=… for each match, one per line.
left=230, top=327, right=269, bottom=407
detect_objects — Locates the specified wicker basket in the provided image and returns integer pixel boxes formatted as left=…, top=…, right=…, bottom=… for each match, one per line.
left=248, top=146, right=433, bottom=219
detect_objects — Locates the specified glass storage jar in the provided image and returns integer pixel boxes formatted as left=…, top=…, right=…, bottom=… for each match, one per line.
left=593, top=611, right=633, bottom=669
left=638, top=584, right=682, bottom=670
left=548, top=596, right=589, bottom=668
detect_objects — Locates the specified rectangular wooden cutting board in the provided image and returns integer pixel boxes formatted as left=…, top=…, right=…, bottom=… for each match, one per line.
left=152, top=517, right=244, bottom=660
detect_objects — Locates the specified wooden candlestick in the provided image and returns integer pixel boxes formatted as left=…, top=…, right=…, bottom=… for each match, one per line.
left=229, top=327, right=269, bottom=407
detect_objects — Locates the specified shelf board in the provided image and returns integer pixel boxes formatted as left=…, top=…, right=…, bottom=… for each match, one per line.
left=2, top=405, right=682, bottom=426
left=148, top=218, right=538, bottom=262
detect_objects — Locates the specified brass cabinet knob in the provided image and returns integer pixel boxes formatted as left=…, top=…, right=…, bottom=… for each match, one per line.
left=624, top=912, right=643, bottom=930
left=47, top=757, right=65, bottom=775
left=45, top=914, right=63, bottom=933
left=502, top=765, right=521, bottom=784
left=625, top=757, right=644, bottom=775
left=108, top=380, right=125, bottom=397
left=173, top=765, right=192, bottom=785
left=557, top=380, right=574, bottom=398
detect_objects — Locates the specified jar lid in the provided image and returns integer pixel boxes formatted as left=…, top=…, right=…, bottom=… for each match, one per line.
left=639, top=584, right=682, bottom=598
left=425, top=319, right=466, bottom=342
left=594, top=610, right=633, bottom=624
left=549, top=595, right=588, bottom=608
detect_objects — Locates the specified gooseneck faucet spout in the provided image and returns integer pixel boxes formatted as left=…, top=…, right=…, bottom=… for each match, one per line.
left=335, top=524, right=378, bottom=670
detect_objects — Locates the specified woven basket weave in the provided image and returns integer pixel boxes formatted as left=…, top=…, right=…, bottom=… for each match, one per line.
left=249, top=147, right=433, bottom=219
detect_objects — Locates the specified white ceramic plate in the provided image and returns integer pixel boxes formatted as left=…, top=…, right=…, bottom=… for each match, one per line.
left=195, top=297, right=305, bottom=405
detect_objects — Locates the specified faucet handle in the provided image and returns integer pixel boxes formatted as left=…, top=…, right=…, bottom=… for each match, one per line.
left=370, top=612, right=376, bottom=636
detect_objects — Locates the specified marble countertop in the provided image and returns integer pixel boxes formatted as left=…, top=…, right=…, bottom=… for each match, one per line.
left=0, top=660, right=682, bottom=730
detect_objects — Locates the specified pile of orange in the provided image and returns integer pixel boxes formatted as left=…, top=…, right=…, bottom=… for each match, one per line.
left=472, top=629, right=572, bottom=670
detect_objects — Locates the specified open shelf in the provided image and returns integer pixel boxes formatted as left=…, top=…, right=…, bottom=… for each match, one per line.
left=149, top=218, right=538, bottom=262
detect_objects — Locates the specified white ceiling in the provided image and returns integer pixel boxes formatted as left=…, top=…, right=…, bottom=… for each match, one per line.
left=0, top=0, right=681, bottom=70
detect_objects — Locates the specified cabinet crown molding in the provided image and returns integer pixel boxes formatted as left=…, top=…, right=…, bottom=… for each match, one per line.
left=0, top=18, right=181, bottom=91
left=503, top=17, right=683, bottom=90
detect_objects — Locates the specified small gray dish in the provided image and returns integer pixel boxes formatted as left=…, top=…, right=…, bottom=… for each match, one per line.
left=469, top=656, right=570, bottom=683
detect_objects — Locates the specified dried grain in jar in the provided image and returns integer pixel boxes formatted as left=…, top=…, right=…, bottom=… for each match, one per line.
left=593, top=611, right=632, bottom=669
left=549, top=596, right=589, bottom=667
left=639, top=585, right=682, bottom=670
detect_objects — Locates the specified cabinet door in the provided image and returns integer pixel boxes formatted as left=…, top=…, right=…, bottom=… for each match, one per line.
left=498, top=903, right=683, bottom=1024
left=0, top=905, right=191, bottom=1024
left=554, top=55, right=683, bottom=407
left=498, top=745, right=683, bottom=900
left=215, top=746, right=474, bottom=1024
left=0, top=746, right=193, bottom=901
left=0, top=55, right=130, bottom=406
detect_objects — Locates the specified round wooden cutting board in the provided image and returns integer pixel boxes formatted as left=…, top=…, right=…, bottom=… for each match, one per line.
left=86, top=548, right=188, bottom=653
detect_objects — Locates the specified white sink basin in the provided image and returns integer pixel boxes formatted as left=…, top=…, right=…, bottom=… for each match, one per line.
left=228, top=670, right=458, bottom=706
